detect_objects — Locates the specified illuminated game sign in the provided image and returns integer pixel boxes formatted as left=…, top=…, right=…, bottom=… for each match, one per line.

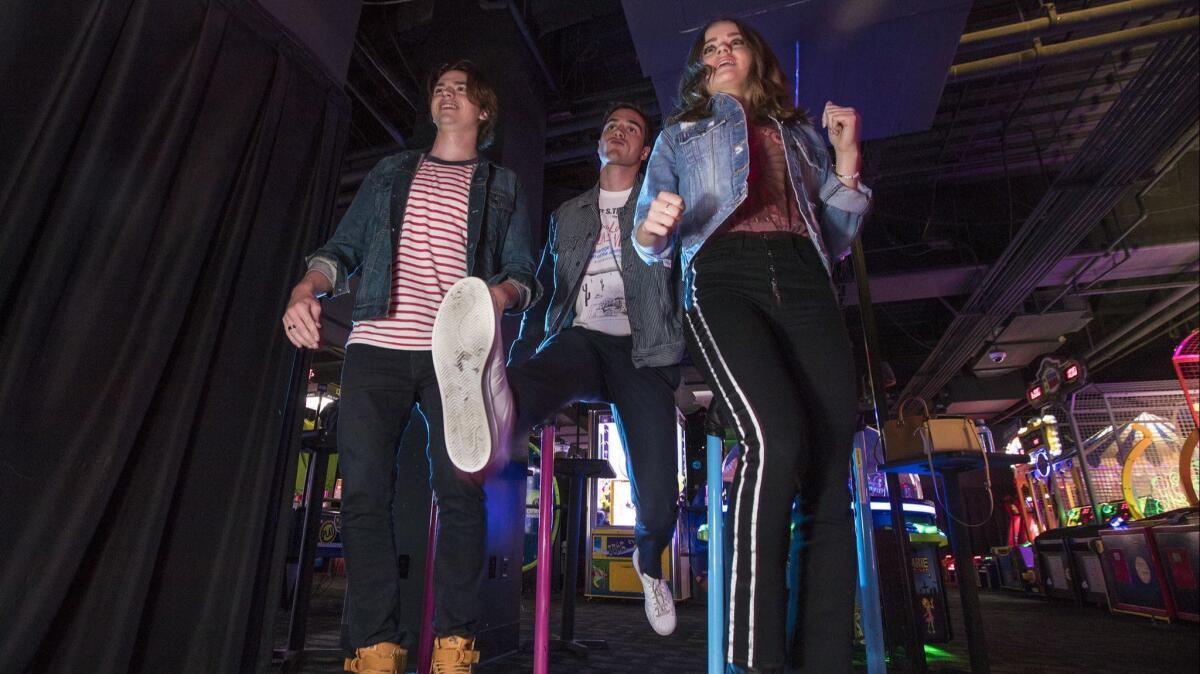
left=1026, top=356, right=1087, bottom=407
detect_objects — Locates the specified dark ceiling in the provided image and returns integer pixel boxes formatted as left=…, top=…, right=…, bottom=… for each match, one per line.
left=317, top=0, right=1199, bottom=424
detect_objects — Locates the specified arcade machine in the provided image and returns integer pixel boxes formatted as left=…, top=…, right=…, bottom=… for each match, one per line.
left=1080, top=413, right=1192, bottom=519
left=285, top=388, right=343, bottom=607
left=854, top=429, right=954, bottom=646
left=1010, top=415, right=1109, bottom=605
left=1096, top=333, right=1200, bottom=621
left=992, top=495, right=1039, bottom=592
left=869, top=498, right=953, bottom=644
left=585, top=408, right=691, bottom=601
left=1018, top=415, right=1091, bottom=529
left=523, top=441, right=560, bottom=575
left=1171, top=329, right=1200, bottom=509
left=1009, top=419, right=1067, bottom=542
left=1164, top=330, right=1200, bottom=622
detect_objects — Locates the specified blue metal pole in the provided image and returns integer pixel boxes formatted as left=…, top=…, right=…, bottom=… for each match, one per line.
left=784, top=499, right=802, bottom=655
left=706, top=432, right=726, bottom=674
left=852, top=434, right=887, bottom=673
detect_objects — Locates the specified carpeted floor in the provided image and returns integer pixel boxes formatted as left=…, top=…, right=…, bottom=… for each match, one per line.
left=272, top=574, right=1199, bottom=673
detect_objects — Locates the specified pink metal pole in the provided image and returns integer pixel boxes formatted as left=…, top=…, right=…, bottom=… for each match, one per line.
left=416, top=501, right=439, bottom=674
left=533, top=426, right=555, bottom=674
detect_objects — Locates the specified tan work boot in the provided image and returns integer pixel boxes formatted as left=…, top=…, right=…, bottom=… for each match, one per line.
left=431, top=635, right=480, bottom=674
left=344, top=641, right=407, bottom=674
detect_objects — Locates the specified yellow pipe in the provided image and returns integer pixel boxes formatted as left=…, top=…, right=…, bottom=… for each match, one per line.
left=950, top=16, right=1200, bottom=82
left=960, top=0, right=1190, bottom=48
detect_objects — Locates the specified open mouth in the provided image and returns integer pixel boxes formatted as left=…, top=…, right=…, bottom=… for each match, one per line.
left=715, top=58, right=735, bottom=71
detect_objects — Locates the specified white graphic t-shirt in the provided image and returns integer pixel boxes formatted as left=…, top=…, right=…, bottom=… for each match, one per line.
left=572, top=188, right=633, bottom=336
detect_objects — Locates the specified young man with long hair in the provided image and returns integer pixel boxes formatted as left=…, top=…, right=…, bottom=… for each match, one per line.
left=282, top=61, right=537, bottom=674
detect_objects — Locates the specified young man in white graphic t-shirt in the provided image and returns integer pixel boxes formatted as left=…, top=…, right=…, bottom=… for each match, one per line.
left=436, top=103, right=686, bottom=637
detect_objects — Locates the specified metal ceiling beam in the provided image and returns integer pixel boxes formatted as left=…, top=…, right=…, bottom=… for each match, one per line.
left=841, top=241, right=1200, bottom=305
left=897, top=34, right=1200, bottom=405
left=479, top=0, right=559, bottom=94
left=344, top=80, right=407, bottom=148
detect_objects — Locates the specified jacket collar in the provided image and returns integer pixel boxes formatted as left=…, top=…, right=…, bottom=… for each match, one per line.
left=577, top=174, right=643, bottom=237
left=576, top=173, right=643, bottom=208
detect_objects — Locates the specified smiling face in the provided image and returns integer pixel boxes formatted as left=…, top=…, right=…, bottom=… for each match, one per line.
left=430, top=69, right=486, bottom=135
left=701, top=20, right=753, bottom=98
left=598, top=107, right=650, bottom=168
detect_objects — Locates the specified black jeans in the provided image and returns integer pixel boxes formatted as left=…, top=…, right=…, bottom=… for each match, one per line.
left=508, top=327, right=680, bottom=578
left=685, top=233, right=858, bottom=673
left=338, top=344, right=486, bottom=648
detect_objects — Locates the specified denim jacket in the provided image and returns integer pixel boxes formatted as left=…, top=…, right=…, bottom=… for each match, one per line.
left=306, top=151, right=540, bottom=321
left=632, top=93, right=872, bottom=307
left=510, top=177, right=685, bottom=369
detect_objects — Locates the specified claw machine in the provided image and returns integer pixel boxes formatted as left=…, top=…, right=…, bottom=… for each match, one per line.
left=585, top=408, right=691, bottom=600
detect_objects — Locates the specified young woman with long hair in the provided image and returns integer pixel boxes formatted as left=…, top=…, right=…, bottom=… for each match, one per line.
left=632, top=17, right=871, bottom=674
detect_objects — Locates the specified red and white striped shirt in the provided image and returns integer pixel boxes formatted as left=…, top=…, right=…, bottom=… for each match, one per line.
left=347, top=157, right=476, bottom=351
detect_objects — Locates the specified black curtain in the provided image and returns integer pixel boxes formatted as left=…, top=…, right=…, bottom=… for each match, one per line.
left=0, top=1, right=349, bottom=671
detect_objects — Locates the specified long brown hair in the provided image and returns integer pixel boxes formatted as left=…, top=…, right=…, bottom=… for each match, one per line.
left=671, top=18, right=807, bottom=126
left=428, top=60, right=500, bottom=150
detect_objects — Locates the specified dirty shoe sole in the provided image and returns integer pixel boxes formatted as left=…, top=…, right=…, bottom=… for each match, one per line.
left=433, top=277, right=497, bottom=473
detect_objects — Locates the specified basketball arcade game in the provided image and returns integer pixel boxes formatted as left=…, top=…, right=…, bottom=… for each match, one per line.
left=1092, top=331, right=1200, bottom=622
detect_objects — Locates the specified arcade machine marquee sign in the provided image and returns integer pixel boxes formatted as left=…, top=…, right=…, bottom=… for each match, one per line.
left=1026, top=356, right=1087, bottom=408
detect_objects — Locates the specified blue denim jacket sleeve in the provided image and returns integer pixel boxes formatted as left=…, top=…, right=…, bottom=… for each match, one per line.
left=488, top=176, right=542, bottom=313
left=304, top=160, right=386, bottom=297
left=632, top=131, right=679, bottom=266
left=508, top=211, right=557, bottom=365
left=801, top=124, right=872, bottom=260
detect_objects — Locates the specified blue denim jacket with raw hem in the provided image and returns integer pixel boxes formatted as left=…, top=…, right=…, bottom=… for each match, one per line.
left=632, top=92, right=872, bottom=308
left=509, top=176, right=685, bottom=369
left=306, top=151, right=540, bottom=322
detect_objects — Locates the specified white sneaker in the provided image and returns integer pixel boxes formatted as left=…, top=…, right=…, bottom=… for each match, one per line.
left=432, top=277, right=515, bottom=473
left=632, top=548, right=677, bottom=636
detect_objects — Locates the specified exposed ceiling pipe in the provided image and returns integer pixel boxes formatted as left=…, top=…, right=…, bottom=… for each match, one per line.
left=1038, top=125, right=1198, bottom=312
left=1072, top=280, right=1200, bottom=296
left=949, top=15, right=1199, bottom=82
left=479, top=0, right=559, bottom=94
left=958, top=0, right=1193, bottom=51
left=1090, top=295, right=1199, bottom=368
left=1083, top=283, right=1200, bottom=358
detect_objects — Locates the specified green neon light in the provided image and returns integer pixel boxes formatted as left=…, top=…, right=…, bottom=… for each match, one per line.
left=923, top=645, right=961, bottom=663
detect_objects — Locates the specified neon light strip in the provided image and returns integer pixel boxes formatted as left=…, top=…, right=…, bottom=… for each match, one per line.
left=865, top=501, right=937, bottom=515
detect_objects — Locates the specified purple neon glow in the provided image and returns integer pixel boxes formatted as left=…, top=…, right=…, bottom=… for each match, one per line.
left=533, top=427, right=555, bottom=674
left=416, top=504, right=438, bottom=674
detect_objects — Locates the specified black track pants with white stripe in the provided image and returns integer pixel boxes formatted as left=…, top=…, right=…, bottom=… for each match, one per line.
left=686, top=233, right=858, bottom=673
